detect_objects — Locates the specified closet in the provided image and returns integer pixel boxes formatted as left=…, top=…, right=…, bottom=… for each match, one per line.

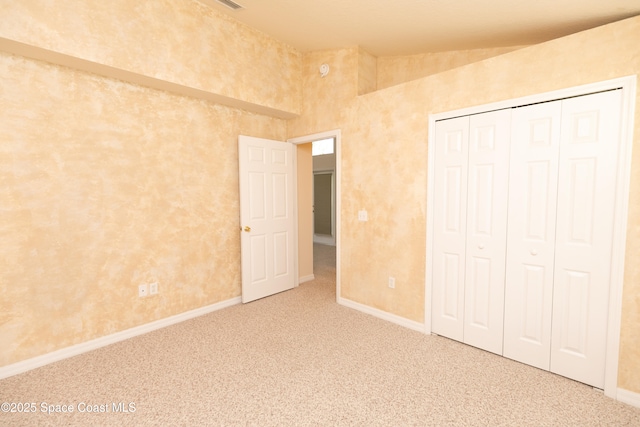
left=431, top=90, right=622, bottom=389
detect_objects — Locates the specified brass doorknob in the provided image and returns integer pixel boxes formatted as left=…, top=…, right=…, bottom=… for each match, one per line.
left=244, top=226, right=251, bottom=232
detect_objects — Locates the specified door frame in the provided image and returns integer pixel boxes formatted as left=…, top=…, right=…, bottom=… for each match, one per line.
left=425, top=76, right=637, bottom=400
left=288, top=129, right=341, bottom=302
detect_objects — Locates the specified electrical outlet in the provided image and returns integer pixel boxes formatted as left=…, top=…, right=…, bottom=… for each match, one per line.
left=388, top=276, right=396, bottom=289
left=138, top=284, right=148, bottom=297
left=358, top=210, right=368, bottom=221
left=149, top=282, right=159, bottom=295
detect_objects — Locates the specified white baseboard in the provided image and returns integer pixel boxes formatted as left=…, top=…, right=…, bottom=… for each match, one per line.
left=0, top=296, right=242, bottom=380
left=617, top=388, right=640, bottom=408
left=298, top=274, right=315, bottom=284
left=338, top=297, right=425, bottom=332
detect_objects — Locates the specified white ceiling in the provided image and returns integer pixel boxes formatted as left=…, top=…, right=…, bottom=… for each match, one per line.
left=197, top=0, right=640, bottom=56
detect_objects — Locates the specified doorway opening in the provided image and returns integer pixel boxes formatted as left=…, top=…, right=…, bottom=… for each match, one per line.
left=313, top=171, right=335, bottom=245
left=289, top=130, right=341, bottom=303
left=312, top=137, right=336, bottom=246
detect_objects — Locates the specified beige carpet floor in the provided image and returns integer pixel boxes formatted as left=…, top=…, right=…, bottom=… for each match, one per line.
left=1, top=244, right=640, bottom=426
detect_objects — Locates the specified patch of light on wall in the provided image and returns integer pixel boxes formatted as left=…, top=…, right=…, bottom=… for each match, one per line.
left=312, top=138, right=334, bottom=156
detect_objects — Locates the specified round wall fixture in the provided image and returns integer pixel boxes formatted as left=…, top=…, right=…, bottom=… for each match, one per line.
left=319, top=63, right=330, bottom=78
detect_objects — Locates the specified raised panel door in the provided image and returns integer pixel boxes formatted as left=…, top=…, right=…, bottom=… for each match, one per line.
left=503, top=101, right=562, bottom=369
left=550, top=90, right=622, bottom=388
left=463, top=109, right=511, bottom=355
left=239, top=136, right=296, bottom=303
left=432, top=116, right=469, bottom=341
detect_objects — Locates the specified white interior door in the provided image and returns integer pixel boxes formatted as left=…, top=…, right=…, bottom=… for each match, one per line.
left=431, top=116, right=469, bottom=341
left=503, top=101, right=562, bottom=369
left=239, top=135, right=296, bottom=303
left=550, top=90, right=622, bottom=388
left=463, top=109, right=511, bottom=355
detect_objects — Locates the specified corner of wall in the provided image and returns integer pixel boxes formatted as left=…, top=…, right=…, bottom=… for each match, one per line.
left=358, top=47, right=378, bottom=95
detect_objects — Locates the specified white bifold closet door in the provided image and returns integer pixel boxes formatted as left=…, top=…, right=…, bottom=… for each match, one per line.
left=503, top=100, right=563, bottom=370
left=550, top=90, right=621, bottom=388
left=503, top=90, right=622, bottom=389
left=432, top=109, right=511, bottom=355
left=431, top=116, right=469, bottom=343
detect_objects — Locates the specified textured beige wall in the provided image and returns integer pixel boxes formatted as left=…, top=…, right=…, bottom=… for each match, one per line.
left=0, top=0, right=302, bottom=115
left=297, top=143, right=313, bottom=280
left=288, top=17, right=640, bottom=393
left=377, top=46, right=527, bottom=89
left=0, top=52, right=287, bottom=366
left=288, top=48, right=359, bottom=137
left=0, top=0, right=298, bottom=367
left=2, top=0, right=639, bottom=397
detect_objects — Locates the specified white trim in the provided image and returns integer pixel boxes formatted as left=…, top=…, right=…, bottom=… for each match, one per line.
left=288, top=129, right=342, bottom=303
left=604, top=76, right=637, bottom=398
left=298, top=274, right=315, bottom=284
left=0, top=296, right=241, bottom=380
left=425, top=76, right=637, bottom=400
left=617, top=388, right=640, bottom=409
left=293, top=142, right=300, bottom=287
left=424, top=117, right=436, bottom=335
left=339, top=297, right=425, bottom=332
left=430, top=77, right=634, bottom=120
